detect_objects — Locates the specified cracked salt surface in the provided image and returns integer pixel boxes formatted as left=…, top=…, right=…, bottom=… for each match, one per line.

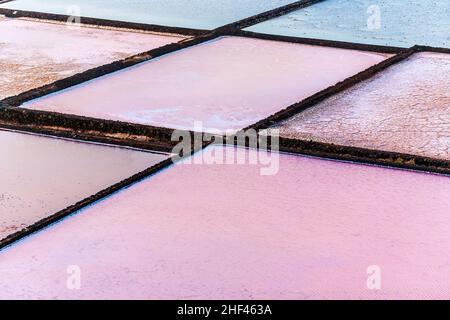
left=0, top=146, right=448, bottom=299
left=273, top=52, right=450, bottom=160
left=246, top=0, right=450, bottom=48
left=0, top=17, right=183, bottom=100
left=0, top=0, right=295, bottom=29
left=0, top=129, right=168, bottom=241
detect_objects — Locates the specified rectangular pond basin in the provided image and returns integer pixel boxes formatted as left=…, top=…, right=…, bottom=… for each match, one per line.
left=0, top=129, right=168, bottom=241
left=246, top=0, right=450, bottom=48
left=272, top=52, right=450, bottom=161
left=0, top=16, right=183, bottom=99
left=0, top=0, right=295, bottom=29
left=21, top=36, right=391, bottom=133
left=0, top=146, right=449, bottom=299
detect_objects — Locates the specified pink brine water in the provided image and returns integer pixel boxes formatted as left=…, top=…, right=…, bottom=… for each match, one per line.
left=274, top=52, right=450, bottom=160
left=0, top=146, right=448, bottom=299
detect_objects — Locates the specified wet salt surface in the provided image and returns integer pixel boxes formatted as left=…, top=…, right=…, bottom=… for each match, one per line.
left=246, top=0, right=450, bottom=48
left=0, top=146, right=449, bottom=299
left=22, top=36, right=390, bottom=133
left=0, top=0, right=295, bottom=29
left=273, top=52, right=450, bottom=160
left=0, top=17, right=183, bottom=100
left=0, top=129, right=168, bottom=240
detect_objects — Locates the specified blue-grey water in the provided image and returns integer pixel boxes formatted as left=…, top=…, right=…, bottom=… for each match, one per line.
left=1, top=0, right=295, bottom=29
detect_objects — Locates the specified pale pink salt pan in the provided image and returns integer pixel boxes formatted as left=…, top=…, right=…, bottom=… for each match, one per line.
left=0, top=146, right=448, bottom=300
left=274, top=52, right=450, bottom=160
left=0, top=129, right=168, bottom=240
left=23, top=36, right=391, bottom=133
left=0, top=17, right=183, bottom=99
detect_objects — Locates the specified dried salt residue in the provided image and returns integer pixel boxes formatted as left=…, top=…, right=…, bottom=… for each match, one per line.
left=273, top=52, right=450, bottom=160
left=246, top=0, right=450, bottom=49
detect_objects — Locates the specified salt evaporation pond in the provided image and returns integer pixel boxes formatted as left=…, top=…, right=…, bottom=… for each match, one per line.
left=22, top=36, right=390, bottom=133
left=273, top=52, right=450, bottom=160
left=0, top=16, right=183, bottom=99
left=0, top=129, right=168, bottom=240
left=0, top=0, right=295, bottom=29
left=0, top=146, right=448, bottom=299
left=246, top=0, right=450, bottom=48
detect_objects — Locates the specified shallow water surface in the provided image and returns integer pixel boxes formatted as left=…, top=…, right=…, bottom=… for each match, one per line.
left=0, top=129, right=168, bottom=240
left=0, top=0, right=295, bottom=29
left=246, top=0, right=450, bottom=48
left=0, top=146, right=449, bottom=299
left=273, top=52, right=450, bottom=160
